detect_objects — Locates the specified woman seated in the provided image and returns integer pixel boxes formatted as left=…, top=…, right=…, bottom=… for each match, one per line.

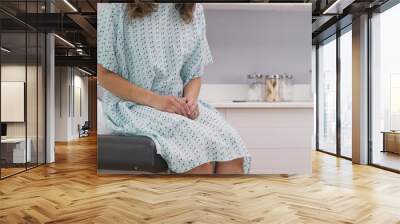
left=97, top=2, right=251, bottom=174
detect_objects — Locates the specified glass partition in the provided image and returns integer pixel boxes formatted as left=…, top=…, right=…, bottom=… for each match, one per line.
left=0, top=1, right=46, bottom=179
left=370, top=3, right=400, bottom=171
left=317, top=36, right=337, bottom=155
left=339, top=28, right=352, bottom=158
left=1, top=31, right=28, bottom=177
left=27, top=31, right=38, bottom=169
left=316, top=26, right=354, bottom=160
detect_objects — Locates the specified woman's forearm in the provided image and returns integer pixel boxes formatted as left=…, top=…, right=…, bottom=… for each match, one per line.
left=97, top=64, right=156, bottom=106
left=183, top=78, right=201, bottom=100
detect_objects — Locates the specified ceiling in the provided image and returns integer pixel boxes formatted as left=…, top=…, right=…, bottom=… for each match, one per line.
left=1, top=0, right=98, bottom=73
left=0, top=0, right=393, bottom=74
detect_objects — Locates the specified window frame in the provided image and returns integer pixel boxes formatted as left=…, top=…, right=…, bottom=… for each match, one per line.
left=315, top=24, right=353, bottom=161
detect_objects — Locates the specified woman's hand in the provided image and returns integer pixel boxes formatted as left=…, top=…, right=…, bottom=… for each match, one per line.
left=185, top=98, right=199, bottom=120
left=182, top=78, right=201, bottom=120
left=149, top=94, right=190, bottom=117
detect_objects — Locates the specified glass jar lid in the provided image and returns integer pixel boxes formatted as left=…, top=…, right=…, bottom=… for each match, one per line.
left=255, top=74, right=263, bottom=79
left=284, top=74, right=293, bottom=79
left=271, top=74, right=282, bottom=79
left=247, top=73, right=256, bottom=79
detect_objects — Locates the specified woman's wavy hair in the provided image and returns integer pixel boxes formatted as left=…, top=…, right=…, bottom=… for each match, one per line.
left=127, top=1, right=196, bottom=24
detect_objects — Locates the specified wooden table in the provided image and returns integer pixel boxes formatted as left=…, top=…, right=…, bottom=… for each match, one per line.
left=382, top=131, right=400, bottom=154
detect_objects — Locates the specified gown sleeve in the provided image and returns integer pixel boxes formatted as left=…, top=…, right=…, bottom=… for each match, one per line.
left=97, top=4, right=123, bottom=76
left=180, top=5, right=214, bottom=87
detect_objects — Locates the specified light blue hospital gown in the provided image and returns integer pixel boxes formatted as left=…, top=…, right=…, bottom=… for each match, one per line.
left=98, top=3, right=251, bottom=173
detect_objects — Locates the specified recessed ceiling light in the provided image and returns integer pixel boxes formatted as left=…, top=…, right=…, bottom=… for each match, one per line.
left=77, top=67, right=93, bottom=76
left=63, top=0, right=78, bottom=12
left=1, top=47, right=11, bottom=53
left=54, top=34, right=75, bottom=48
left=323, top=0, right=355, bottom=15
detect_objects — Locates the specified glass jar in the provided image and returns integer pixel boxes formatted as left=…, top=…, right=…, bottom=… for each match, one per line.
left=247, top=73, right=258, bottom=102
left=280, top=74, right=294, bottom=101
left=247, top=73, right=264, bottom=102
left=265, top=74, right=282, bottom=102
left=255, top=73, right=264, bottom=101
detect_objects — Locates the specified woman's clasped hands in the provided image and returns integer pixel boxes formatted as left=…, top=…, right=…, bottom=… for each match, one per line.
left=149, top=95, right=199, bottom=120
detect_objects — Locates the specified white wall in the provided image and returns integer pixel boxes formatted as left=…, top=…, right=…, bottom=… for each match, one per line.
left=1, top=65, right=26, bottom=128
left=54, top=67, right=89, bottom=141
left=1, top=82, right=24, bottom=122
left=203, top=4, right=312, bottom=84
left=55, top=67, right=69, bottom=141
left=1, top=63, right=46, bottom=164
left=1, top=65, right=39, bottom=137
left=71, top=73, right=89, bottom=138
left=1, top=65, right=26, bottom=139
left=312, top=45, right=317, bottom=150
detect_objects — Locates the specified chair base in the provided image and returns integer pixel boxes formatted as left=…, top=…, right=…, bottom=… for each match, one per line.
left=97, top=135, right=169, bottom=173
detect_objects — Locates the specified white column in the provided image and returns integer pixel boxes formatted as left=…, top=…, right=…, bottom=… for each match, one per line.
left=46, top=32, right=55, bottom=163
left=45, top=0, right=56, bottom=163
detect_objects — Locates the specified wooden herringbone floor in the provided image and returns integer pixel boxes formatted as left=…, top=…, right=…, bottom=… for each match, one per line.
left=1, top=135, right=400, bottom=224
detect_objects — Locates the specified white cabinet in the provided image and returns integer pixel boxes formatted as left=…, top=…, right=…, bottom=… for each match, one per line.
left=201, top=84, right=314, bottom=174
left=216, top=109, right=226, bottom=119
left=1, top=138, right=32, bottom=163
left=212, top=103, right=314, bottom=174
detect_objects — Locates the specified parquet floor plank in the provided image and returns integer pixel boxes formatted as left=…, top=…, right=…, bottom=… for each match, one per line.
left=1, top=135, right=400, bottom=223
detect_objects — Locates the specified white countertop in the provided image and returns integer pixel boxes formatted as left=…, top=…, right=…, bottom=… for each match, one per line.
left=1, top=138, right=29, bottom=143
left=208, top=101, right=314, bottom=109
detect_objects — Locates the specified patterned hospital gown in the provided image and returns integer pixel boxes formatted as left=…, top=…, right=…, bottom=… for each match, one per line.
left=98, top=3, right=251, bottom=173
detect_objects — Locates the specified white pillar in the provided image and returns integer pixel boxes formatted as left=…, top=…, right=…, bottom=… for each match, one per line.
left=46, top=32, right=55, bottom=163
left=45, top=0, right=56, bottom=164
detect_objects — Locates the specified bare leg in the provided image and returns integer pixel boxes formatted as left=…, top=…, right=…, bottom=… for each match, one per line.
left=215, top=158, right=244, bottom=174
left=185, top=162, right=214, bottom=174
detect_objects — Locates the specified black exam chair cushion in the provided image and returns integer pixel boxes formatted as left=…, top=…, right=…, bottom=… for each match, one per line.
left=97, top=135, right=168, bottom=173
